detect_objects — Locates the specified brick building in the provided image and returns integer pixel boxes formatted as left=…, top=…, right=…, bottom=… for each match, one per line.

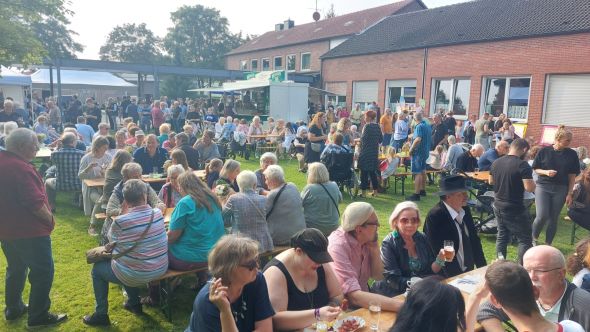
left=225, top=0, right=426, bottom=86
left=321, top=0, right=590, bottom=146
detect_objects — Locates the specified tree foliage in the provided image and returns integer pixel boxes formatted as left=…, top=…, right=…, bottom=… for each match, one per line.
left=160, top=75, right=196, bottom=100
left=325, top=4, right=336, bottom=19
left=163, top=5, right=245, bottom=69
left=32, top=18, right=84, bottom=59
left=0, top=0, right=79, bottom=65
left=99, top=23, right=164, bottom=63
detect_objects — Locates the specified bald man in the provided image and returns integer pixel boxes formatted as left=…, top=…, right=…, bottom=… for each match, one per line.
left=478, top=140, right=510, bottom=171
left=477, top=245, right=590, bottom=331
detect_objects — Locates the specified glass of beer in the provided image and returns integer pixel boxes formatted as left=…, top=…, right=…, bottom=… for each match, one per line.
left=443, top=240, right=455, bottom=262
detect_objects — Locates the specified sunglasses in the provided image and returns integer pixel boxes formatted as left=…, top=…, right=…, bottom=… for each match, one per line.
left=239, top=257, right=260, bottom=271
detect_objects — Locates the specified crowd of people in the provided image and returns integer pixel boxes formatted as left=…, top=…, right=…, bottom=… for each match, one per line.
left=1, top=94, right=590, bottom=331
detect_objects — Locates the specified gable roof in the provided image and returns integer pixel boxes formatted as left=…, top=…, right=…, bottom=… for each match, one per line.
left=322, top=0, right=590, bottom=59
left=227, top=0, right=426, bottom=56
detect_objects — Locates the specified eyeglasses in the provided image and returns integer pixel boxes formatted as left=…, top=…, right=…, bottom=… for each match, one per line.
left=399, top=218, right=420, bottom=225
left=239, top=257, right=260, bottom=271
left=525, top=267, right=562, bottom=274
left=363, top=221, right=380, bottom=227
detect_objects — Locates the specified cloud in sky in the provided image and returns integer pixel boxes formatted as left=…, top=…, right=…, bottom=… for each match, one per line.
left=68, top=0, right=466, bottom=59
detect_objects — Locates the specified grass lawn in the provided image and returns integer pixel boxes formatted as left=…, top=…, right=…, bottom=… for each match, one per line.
left=0, top=156, right=585, bottom=331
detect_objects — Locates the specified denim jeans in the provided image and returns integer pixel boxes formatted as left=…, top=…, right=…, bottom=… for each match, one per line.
left=493, top=205, right=532, bottom=265
left=91, top=260, right=140, bottom=315
left=1, top=236, right=54, bottom=324
left=532, top=183, right=568, bottom=244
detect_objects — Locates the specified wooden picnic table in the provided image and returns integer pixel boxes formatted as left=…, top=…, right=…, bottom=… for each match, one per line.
left=465, top=171, right=491, bottom=184
left=303, top=266, right=488, bottom=331
left=83, top=175, right=167, bottom=188
left=163, top=207, right=174, bottom=224
left=35, top=147, right=53, bottom=159
left=193, top=169, right=206, bottom=179
left=248, top=134, right=267, bottom=139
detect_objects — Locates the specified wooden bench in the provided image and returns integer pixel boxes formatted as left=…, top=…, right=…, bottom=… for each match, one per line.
left=157, top=245, right=289, bottom=321
left=95, top=212, right=107, bottom=221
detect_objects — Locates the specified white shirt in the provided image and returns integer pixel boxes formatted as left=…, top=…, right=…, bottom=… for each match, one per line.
left=537, top=281, right=566, bottom=323
left=572, top=267, right=590, bottom=287
left=443, top=201, right=467, bottom=271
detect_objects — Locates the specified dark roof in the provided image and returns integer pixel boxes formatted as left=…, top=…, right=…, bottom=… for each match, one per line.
left=322, top=0, right=590, bottom=59
left=227, top=0, right=426, bottom=55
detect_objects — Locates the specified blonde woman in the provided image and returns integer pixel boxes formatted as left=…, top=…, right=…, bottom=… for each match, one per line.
left=305, top=112, right=328, bottom=163
left=301, top=162, right=342, bottom=236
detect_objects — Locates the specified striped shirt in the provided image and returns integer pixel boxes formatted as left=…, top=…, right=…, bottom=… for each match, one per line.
left=109, top=205, right=168, bottom=287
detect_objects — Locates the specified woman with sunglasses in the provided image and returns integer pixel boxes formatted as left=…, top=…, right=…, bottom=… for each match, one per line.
left=263, top=228, right=343, bottom=331
left=186, top=235, right=274, bottom=332
left=373, top=201, right=450, bottom=296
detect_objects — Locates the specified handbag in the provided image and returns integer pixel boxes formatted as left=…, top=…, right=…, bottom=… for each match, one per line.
left=86, top=210, right=154, bottom=264
left=319, top=183, right=340, bottom=217
left=310, top=142, right=322, bottom=152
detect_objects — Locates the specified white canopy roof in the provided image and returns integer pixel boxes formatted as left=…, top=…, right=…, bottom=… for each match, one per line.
left=0, top=66, right=31, bottom=86
left=31, top=69, right=135, bottom=87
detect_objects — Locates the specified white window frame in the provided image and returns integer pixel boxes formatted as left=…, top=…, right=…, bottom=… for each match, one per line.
left=300, top=52, right=311, bottom=71
left=273, top=56, right=283, bottom=70
left=431, top=78, right=471, bottom=120
left=261, top=58, right=270, bottom=71
left=250, top=59, right=258, bottom=71
left=385, top=79, right=417, bottom=111
left=286, top=54, right=296, bottom=72
left=480, top=76, right=531, bottom=122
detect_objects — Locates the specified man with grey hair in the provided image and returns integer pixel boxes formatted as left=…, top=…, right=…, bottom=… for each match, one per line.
left=45, top=132, right=85, bottom=211
left=47, top=100, right=62, bottom=132
left=444, top=135, right=464, bottom=173
left=477, top=245, right=590, bottom=331
left=327, top=202, right=403, bottom=312
left=456, top=143, right=485, bottom=173
left=407, top=111, right=432, bottom=201
left=0, top=99, right=21, bottom=123
left=0, top=128, right=67, bottom=326
left=255, top=152, right=278, bottom=195
left=93, top=123, right=110, bottom=140
left=103, top=162, right=165, bottom=245
left=263, top=165, right=305, bottom=246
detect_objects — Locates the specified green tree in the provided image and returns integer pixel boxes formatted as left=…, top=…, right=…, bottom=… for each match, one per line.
left=160, top=75, right=196, bottom=100
left=163, top=5, right=245, bottom=69
left=33, top=18, right=84, bottom=59
left=325, top=4, right=336, bottom=19
left=0, top=0, right=75, bottom=65
left=99, top=23, right=163, bottom=63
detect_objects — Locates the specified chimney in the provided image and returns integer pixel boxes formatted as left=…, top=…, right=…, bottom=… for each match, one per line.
left=284, top=19, right=295, bottom=29
left=275, top=23, right=284, bottom=31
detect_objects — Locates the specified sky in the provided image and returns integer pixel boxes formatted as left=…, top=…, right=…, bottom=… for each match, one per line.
left=69, top=0, right=467, bottom=60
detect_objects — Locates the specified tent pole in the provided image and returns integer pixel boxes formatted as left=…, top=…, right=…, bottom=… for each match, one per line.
left=56, top=59, right=62, bottom=110
left=49, top=64, right=54, bottom=97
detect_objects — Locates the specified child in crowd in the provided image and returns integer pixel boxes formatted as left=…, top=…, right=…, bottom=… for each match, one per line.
left=205, top=158, right=223, bottom=189
left=381, top=146, right=400, bottom=181
left=427, top=144, right=445, bottom=184
left=158, top=123, right=171, bottom=146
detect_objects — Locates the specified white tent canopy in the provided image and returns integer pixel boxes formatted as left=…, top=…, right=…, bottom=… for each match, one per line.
left=31, top=69, right=135, bottom=87
left=0, top=66, right=31, bottom=86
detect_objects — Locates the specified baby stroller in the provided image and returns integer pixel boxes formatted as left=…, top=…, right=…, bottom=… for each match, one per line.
left=322, top=151, right=356, bottom=200
left=471, top=191, right=535, bottom=235
left=228, top=131, right=250, bottom=160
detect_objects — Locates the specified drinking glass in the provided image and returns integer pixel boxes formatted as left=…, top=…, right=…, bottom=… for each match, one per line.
left=474, top=167, right=480, bottom=176
left=443, top=240, right=455, bottom=262
left=368, top=301, right=381, bottom=331
left=152, top=167, right=158, bottom=178
left=315, top=321, right=328, bottom=332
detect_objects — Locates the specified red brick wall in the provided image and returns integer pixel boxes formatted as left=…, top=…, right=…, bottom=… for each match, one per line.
left=226, top=40, right=330, bottom=74
left=322, top=33, right=590, bottom=147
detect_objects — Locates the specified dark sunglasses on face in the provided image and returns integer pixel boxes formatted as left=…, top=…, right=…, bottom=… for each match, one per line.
left=240, top=257, right=260, bottom=271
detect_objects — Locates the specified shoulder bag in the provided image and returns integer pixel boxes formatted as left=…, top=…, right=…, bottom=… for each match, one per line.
left=266, top=184, right=287, bottom=219
left=319, top=183, right=340, bottom=216
left=86, top=210, right=154, bottom=264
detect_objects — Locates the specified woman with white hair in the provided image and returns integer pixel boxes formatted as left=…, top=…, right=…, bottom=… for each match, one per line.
left=293, top=126, right=308, bottom=172
left=158, top=164, right=184, bottom=208
left=255, top=152, right=277, bottom=195
left=263, top=165, right=306, bottom=246
left=301, top=162, right=342, bottom=236
left=373, top=201, right=450, bottom=297
left=222, top=170, right=274, bottom=252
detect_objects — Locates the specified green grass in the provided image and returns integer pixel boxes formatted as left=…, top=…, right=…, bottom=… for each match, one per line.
left=0, top=156, right=585, bottom=331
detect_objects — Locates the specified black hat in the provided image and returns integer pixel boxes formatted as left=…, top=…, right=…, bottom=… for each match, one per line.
left=290, top=228, right=333, bottom=264
left=435, top=175, right=472, bottom=196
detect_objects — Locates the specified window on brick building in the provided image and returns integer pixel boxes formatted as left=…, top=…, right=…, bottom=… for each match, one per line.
left=301, top=53, right=311, bottom=71
left=353, top=81, right=378, bottom=110
left=262, top=58, right=270, bottom=71
left=544, top=74, right=590, bottom=127
left=251, top=59, right=258, bottom=71
left=240, top=60, right=248, bottom=71
left=431, top=78, right=470, bottom=117
left=482, top=77, right=530, bottom=121
left=386, top=80, right=417, bottom=110
left=274, top=56, right=283, bottom=70
left=286, top=54, right=296, bottom=71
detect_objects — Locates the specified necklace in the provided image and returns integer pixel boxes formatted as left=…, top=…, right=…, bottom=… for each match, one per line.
left=304, top=285, right=315, bottom=309
left=231, top=293, right=247, bottom=323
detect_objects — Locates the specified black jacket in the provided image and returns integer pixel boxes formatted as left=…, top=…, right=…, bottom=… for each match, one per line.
left=423, top=201, right=487, bottom=277
left=456, top=150, right=478, bottom=173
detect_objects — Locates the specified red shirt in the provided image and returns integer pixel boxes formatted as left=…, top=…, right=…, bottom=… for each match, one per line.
left=0, top=151, right=54, bottom=239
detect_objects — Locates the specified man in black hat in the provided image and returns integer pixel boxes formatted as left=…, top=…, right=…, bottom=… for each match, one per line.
left=424, top=175, right=487, bottom=277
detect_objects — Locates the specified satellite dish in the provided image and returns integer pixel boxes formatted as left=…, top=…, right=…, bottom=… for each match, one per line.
left=313, top=11, right=320, bottom=22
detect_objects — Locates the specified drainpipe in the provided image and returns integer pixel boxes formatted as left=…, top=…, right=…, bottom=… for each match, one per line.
left=421, top=47, right=428, bottom=112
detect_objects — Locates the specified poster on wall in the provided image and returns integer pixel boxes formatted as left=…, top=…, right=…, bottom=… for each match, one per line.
left=540, top=125, right=558, bottom=145
left=513, top=123, right=527, bottom=139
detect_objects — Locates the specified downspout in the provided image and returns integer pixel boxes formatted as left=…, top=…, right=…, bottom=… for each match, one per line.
left=421, top=47, right=428, bottom=102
